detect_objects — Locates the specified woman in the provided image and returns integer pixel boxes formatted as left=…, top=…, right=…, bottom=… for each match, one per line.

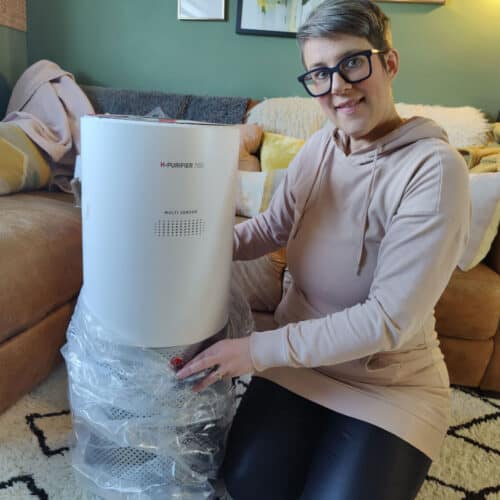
left=176, top=1, right=470, bottom=498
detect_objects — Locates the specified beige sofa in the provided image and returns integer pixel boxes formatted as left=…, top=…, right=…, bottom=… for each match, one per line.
left=0, top=192, right=82, bottom=414
left=1, top=89, right=499, bottom=416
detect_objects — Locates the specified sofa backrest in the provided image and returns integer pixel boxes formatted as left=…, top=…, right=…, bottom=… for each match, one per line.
left=81, top=85, right=251, bottom=124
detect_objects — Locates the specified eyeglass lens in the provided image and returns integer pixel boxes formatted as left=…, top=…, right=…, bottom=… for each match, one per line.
left=303, top=53, right=371, bottom=96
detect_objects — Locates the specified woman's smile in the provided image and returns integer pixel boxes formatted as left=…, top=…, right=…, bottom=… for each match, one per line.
left=335, top=97, right=365, bottom=114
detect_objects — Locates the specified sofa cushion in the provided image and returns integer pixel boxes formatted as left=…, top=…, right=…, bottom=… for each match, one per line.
left=233, top=216, right=286, bottom=312
left=246, top=97, right=325, bottom=140
left=232, top=256, right=284, bottom=313
left=457, top=172, right=500, bottom=271
left=237, top=123, right=263, bottom=172
left=0, top=192, right=82, bottom=343
left=0, top=300, right=74, bottom=415
left=435, top=263, right=500, bottom=341
left=485, top=230, right=500, bottom=274
left=439, top=336, right=493, bottom=387
left=480, top=331, right=500, bottom=392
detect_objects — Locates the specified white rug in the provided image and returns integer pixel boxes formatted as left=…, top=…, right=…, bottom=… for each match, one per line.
left=1, top=366, right=499, bottom=499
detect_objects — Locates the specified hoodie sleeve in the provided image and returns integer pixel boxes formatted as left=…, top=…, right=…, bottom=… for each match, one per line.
left=249, top=142, right=471, bottom=371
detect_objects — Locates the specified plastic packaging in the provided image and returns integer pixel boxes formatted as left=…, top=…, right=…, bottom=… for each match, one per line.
left=62, top=279, right=254, bottom=500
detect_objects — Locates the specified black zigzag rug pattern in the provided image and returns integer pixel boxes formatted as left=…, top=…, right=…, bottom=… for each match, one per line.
left=0, top=367, right=498, bottom=499
left=0, top=410, right=71, bottom=500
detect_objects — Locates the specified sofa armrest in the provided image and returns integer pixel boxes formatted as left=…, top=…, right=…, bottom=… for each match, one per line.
left=485, top=230, right=500, bottom=274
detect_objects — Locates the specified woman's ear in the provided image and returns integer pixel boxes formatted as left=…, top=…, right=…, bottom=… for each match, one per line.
left=385, top=48, right=400, bottom=80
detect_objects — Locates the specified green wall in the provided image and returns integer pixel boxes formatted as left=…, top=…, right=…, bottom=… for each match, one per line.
left=0, top=26, right=27, bottom=117
left=26, top=0, right=500, bottom=119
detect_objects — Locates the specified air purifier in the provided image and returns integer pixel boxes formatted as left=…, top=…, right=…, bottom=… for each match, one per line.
left=62, top=115, right=248, bottom=500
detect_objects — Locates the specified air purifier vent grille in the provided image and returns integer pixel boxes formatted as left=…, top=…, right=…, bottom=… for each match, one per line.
left=154, top=219, right=205, bottom=237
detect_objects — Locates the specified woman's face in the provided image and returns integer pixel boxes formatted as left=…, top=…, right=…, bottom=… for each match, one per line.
left=302, top=34, right=400, bottom=150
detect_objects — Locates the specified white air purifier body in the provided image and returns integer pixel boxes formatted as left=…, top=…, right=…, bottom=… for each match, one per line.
left=80, top=115, right=239, bottom=348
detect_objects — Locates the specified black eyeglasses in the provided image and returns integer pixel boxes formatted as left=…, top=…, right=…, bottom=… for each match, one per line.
left=297, top=49, right=386, bottom=97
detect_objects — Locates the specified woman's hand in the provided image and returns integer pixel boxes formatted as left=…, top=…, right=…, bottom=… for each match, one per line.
left=176, top=337, right=255, bottom=392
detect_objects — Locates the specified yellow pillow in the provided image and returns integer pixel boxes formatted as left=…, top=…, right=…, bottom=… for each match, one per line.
left=260, top=132, right=305, bottom=172
left=0, top=123, right=51, bottom=195
left=469, top=153, right=500, bottom=173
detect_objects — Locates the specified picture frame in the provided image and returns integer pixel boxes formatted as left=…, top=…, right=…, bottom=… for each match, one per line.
left=236, top=0, right=325, bottom=38
left=0, top=0, right=27, bottom=32
left=236, top=0, right=445, bottom=37
left=178, top=0, right=226, bottom=21
left=376, top=1, right=444, bottom=3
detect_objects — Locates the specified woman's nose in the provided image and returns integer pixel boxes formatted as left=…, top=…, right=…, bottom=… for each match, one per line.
left=331, top=71, right=352, bottom=94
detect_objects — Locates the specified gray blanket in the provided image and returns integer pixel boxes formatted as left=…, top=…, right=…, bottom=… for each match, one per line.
left=81, top=85, right=250, bottom=124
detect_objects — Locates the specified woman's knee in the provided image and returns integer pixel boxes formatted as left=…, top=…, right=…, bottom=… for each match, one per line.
left=220, top=377, right=326, bottom=500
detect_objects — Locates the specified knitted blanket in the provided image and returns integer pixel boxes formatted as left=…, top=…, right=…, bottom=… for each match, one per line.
left=81, top=85, right=250, bottom=124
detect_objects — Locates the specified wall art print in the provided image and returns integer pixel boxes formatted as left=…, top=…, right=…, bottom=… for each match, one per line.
left=0, top=0, right=26, bottom=32
left=178, top=0, right=226, bottom=20
left=236, top=0, right=444, bottom=37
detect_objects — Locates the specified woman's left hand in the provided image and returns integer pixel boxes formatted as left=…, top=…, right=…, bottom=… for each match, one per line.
left=175, top=337, right=255, bottom=392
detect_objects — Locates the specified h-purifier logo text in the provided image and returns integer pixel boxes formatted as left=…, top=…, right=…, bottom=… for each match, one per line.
left=160, top=161, right=204, bottom=169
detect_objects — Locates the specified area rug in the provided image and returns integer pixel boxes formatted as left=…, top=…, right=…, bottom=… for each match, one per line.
left=1, top=366, right=499, bottom=500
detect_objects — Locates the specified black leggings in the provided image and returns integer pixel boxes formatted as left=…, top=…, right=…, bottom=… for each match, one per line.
left=221, top=377, right=431, bottom=500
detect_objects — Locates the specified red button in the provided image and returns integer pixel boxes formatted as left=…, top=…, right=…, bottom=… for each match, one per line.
left=170, top=357, right=184, bottom=369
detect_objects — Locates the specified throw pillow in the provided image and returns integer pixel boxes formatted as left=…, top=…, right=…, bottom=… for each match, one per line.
left=459, top=145, right=500, bottom=171
left=246, top=97, right=325, bottom=140
left=470, top=154, right=500, bottom=174
left=235, top=171, right=267, bottom=217
left=260, top=132, right=305, bottom=172
left=237, top=123, right=263, bottom=172
left=261, top=168, right=287, bottom=212
left=0, top=123, right=51, bottom=195
left=395, top=103, right=491, bottom=149
left=458, top=172, right=500, bottom=271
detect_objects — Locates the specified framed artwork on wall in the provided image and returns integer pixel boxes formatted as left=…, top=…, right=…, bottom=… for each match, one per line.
left=236, top=0, right=445, bottom=36
left=0, top=0, right=26, bottom=31
left=178, top=0, right=226, bottom=21
left=376, top=1, right=444, bottom=3
left=236, top=0, right=325, bottom=38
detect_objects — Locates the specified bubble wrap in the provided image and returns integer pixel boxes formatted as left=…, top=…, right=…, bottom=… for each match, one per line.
left=62, top=279, right=254, bottom=500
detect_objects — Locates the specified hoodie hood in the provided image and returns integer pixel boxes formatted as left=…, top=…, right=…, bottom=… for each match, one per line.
left=292, top=116, right=451, bottom=274
left=332, top=116, right=450, bottom=161
left=338, top=117, right=450, bottom=274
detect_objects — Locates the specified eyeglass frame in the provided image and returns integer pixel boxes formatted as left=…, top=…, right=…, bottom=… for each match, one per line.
left=297, top=49, right=387, bottom=98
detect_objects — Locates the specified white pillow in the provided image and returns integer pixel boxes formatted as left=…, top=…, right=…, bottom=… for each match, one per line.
left=235, top=171, right=267, bottom=217
left=261, top=168, right=287, bottom=212
left=396, top=103, right=491, bottom=149
left=247, top=99, right=491, bottom=148
left=458, top=173, right=500, bottom=271
left=246, top=97, right=325, bottom=140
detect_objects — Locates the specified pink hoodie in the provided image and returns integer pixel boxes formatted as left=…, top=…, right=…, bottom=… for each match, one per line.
left=234, top=117, right=470, bottom=460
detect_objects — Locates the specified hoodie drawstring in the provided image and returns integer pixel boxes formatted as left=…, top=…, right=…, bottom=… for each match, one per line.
left=356, top=149, right=381, bottom=275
